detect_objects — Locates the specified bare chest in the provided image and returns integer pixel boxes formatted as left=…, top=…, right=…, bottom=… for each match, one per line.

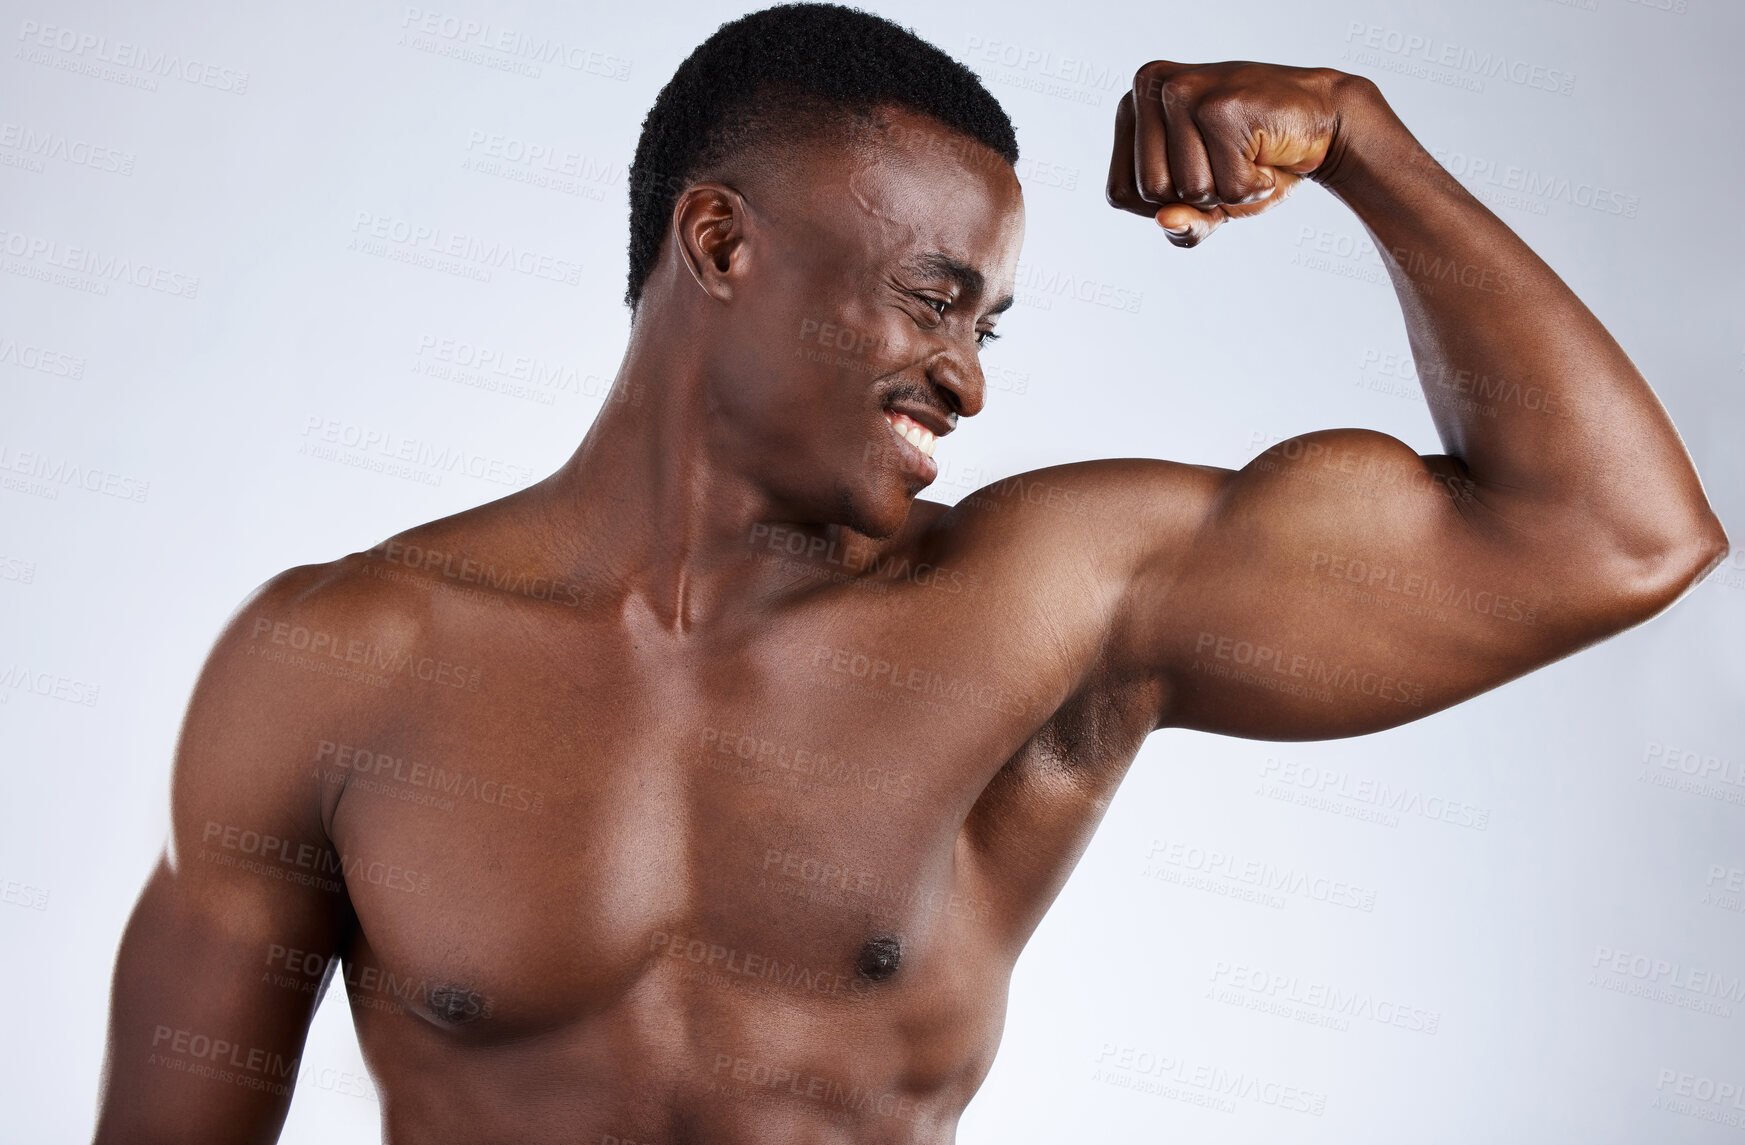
left=318, top=606, right=1095, bottom=1033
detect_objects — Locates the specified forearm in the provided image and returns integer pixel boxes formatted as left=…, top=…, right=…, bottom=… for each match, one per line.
left=1320, top=85, right=1724, bottom=567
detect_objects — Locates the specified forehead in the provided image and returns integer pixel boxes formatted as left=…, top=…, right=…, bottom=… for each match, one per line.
left=777, top=107, right=1025, bottom=281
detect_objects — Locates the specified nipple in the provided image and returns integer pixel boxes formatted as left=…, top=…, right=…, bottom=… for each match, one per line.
left=425, top=983, right=489, bottom=1023
left=856, top=935, right=902, bottom=981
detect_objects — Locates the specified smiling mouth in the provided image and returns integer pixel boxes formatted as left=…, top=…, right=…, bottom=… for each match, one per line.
left=883, top=410, right=938, bottom=458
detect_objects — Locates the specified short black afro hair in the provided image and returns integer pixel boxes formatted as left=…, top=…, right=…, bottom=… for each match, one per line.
left=624, top=2, right=1019, bottom=310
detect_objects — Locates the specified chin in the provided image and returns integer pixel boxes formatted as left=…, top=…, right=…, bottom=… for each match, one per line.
left=833, top=481, right=912, bottom=541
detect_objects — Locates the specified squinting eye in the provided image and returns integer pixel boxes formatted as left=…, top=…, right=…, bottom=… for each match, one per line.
left=976, top=329, right=1001, bottom=347
left=927, top=298, right=948, bottom=317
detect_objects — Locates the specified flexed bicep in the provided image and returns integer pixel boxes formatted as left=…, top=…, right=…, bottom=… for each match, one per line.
left=1118, top=429, right=1642, bottom=740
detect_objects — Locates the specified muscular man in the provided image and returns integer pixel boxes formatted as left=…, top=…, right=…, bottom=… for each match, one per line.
left=93, top=4, right=1726, bottom=1142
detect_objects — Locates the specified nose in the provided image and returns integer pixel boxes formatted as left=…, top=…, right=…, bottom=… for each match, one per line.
left=925, top=339, right=987, bottom=420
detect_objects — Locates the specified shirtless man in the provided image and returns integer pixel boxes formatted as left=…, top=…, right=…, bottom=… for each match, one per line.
left=92, top=4, right=1726, bottom=1142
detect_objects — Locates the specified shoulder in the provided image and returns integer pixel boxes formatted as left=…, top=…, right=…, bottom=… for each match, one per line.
left=917, top=457, right=1231, bottom=577
left=239, top=486, right=589, bottom=648
left=203, top=495, right=561, bottom=706
left=893, top=459, right=1232, bottom=700
left=219, top=557, right=426, bottom=678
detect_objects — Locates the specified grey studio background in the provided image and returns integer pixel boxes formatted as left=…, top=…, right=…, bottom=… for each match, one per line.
left=2, top=0, right=1742, bottom=1141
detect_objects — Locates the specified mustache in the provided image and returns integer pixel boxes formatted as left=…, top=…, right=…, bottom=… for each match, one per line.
left=880, top=381, right=953, bottom=420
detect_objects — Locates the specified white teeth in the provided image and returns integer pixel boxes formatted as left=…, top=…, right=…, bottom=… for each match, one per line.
left=885, top=412, right=937, bottom=460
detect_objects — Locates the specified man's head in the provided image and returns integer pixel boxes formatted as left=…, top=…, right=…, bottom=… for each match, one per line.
left=625, top=3, right=1026, bottom=539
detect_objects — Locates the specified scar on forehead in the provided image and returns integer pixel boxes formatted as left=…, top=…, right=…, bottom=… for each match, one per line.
left=847, top=164, right=916, bottom=236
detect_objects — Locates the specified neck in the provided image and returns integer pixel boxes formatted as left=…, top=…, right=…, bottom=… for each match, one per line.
left=537, top=307, right=873, bottom=633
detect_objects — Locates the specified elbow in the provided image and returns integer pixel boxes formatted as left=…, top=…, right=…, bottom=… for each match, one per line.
left=1603, top=509, right=1730, bottom=622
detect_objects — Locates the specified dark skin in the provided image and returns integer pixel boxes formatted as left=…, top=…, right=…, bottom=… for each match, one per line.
left=94, top=62, right=1726, bottom=1144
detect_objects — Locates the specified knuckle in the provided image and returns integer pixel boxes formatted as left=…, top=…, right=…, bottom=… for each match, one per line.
left=1176, top=179, right=1216, bottom=206
left=1135, top=173, right=1171, bottom=204
left=1195, top=90, right=1247, bottom=124
left=1132, top=61, right=1170, bottom=98
left=1334, top=70, right=1380, bottom=102
left=1159, top=76, right=1196, bottom=111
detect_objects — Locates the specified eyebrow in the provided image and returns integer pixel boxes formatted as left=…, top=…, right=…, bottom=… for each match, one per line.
left=906, top=251, right=1014, bottom=317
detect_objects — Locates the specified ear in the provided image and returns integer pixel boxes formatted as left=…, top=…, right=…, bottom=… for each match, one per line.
left=671, top=183, right=750, bottom=304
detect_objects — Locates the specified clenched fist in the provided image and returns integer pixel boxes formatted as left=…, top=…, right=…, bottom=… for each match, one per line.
left=1106, top=61, right=1377, bottom=246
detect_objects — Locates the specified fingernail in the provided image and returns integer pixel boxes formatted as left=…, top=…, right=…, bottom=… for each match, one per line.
left=1163, top=224, right=1191, bottom=237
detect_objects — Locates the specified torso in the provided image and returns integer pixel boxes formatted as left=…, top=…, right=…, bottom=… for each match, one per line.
left=297, top=489, right=1164, bottom=1144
